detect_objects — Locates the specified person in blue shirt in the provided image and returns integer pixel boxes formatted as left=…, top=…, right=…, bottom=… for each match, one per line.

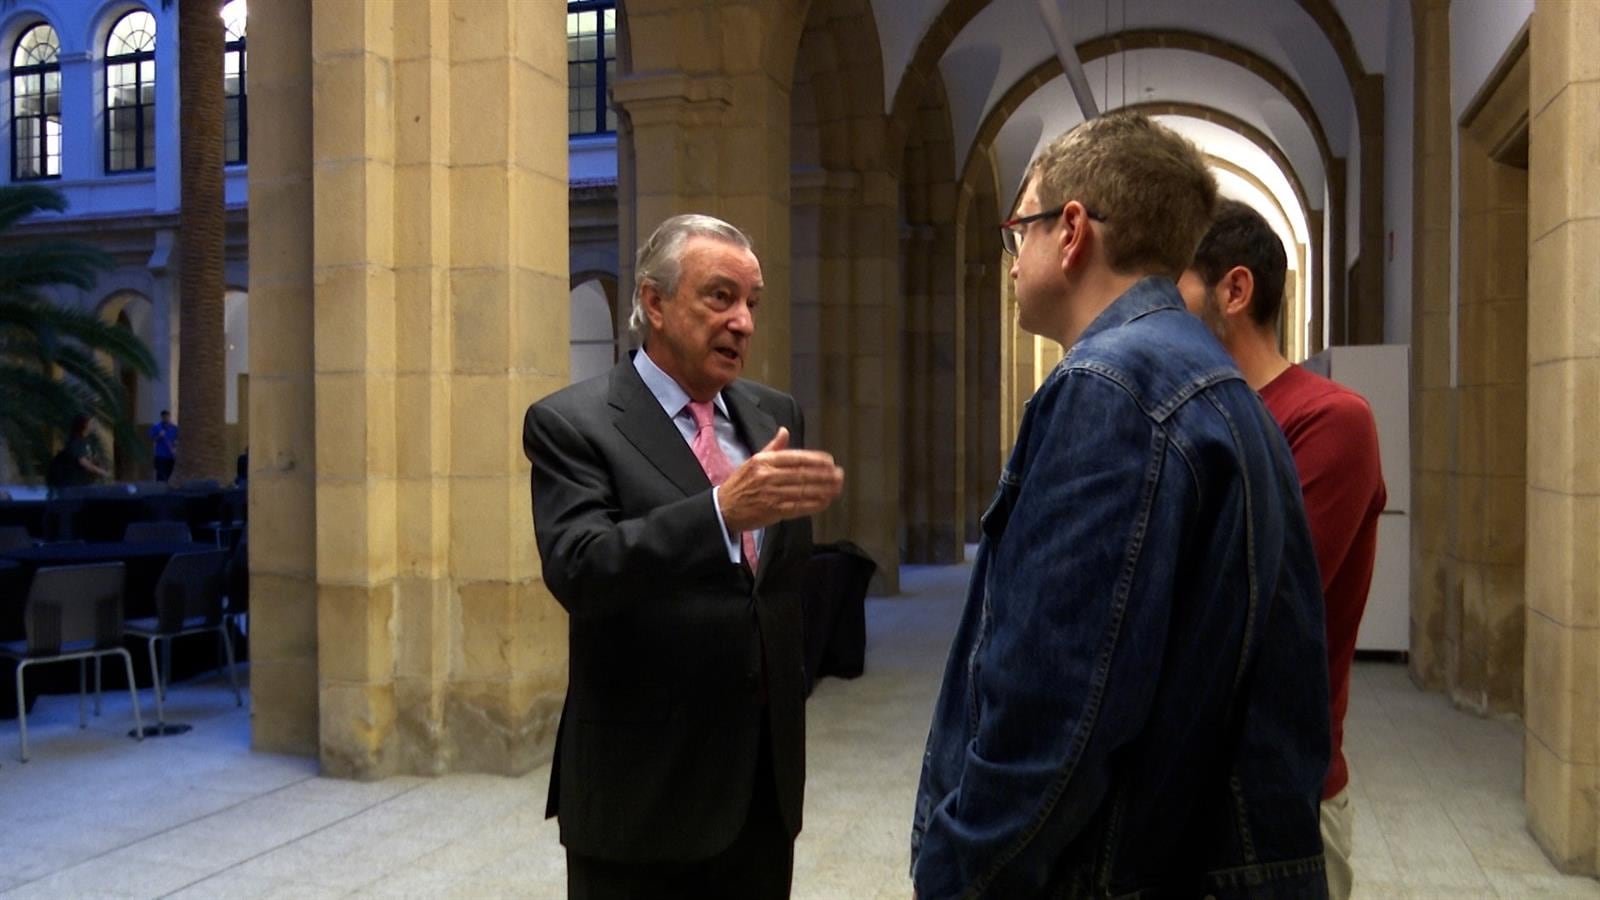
left=149, top=409, right=179, bottom=482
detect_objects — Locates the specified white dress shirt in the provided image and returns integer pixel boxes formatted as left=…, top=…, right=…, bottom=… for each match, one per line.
left=633, top=350, right=763, bottom=565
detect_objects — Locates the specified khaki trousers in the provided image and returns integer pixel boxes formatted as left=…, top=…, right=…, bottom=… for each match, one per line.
left=1321, top=788, right=1354, bottom=900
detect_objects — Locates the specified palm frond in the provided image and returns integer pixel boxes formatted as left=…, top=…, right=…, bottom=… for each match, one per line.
left=0, top=183, right=160, bottom=479
left=0, top=243, right=114, bottom=297
left=0, top=184, right=67, bottom=234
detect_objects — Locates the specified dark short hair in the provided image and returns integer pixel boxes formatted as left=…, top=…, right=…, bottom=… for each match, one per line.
left=69, top=413, right=91, bottom=435
left=160, top=409, right=170, bottom=416
left=1190, top=199, right=1288, bottom=330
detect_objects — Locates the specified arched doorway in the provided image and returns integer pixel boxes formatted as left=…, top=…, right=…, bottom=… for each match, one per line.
left=569, top=275, right=617, bottom=384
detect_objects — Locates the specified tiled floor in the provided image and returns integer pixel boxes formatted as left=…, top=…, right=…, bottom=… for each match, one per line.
left=0, top=561, right=1594, bottom=898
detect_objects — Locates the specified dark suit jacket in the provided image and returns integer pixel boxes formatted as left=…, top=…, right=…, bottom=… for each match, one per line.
left=523, top=356, right=813, bottom=863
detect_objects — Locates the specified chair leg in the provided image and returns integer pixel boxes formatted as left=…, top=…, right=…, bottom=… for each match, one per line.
left=219, top=626, right=241, bottom=707
left=146, top=638, right=165, bottom=726
left=94, top=656, right=102, bottom=717
left=77, top=659, right=86, bottom=729
left=120, top=650, right=143, bottom=742
left=15, top=661, right=28, bottom=763
left=161, top=640, right=172, bottom=699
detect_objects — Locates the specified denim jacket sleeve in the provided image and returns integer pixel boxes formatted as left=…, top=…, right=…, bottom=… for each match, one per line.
left=912, top=367, right=1197, bottom=899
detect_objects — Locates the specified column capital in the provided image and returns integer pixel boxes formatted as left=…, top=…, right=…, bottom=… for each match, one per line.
left=611, top=72, right=733, bottom=126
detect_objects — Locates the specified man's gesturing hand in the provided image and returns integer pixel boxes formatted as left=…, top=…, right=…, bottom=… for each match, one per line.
left=718, top=427, right=844, bottom=533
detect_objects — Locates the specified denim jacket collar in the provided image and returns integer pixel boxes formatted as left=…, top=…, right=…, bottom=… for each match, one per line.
left=1072, top=275, right=1186, bottom=352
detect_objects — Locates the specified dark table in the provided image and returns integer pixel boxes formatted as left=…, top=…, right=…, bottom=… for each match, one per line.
left=0, top=541, right=243, bottom=719
left=0, top=488, right=244, bottom=543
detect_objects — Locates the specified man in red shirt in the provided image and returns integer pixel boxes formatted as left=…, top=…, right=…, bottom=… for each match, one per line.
left=1178, top=199, right=1386, bottom=900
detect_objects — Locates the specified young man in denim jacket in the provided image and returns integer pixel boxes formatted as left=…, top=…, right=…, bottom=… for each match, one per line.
left=910, top=113, right=1331, bottom=899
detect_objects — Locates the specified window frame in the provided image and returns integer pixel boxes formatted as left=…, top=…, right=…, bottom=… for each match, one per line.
left=104, top=10, right=157, bottom=174
left=566, top=0, right=617, bottom=137
left=10, top=21, right=62, bottom=182
left=223, top=2, right=247, bottom=165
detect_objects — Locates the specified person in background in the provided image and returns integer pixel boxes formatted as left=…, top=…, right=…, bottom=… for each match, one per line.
left=1179, top=198, right=1387, bottom=900
left=910, top=112, right=1329, bottom=899
left=52, top=413, right=110, bottom=490
left=150, top=409, right=179, bottom=482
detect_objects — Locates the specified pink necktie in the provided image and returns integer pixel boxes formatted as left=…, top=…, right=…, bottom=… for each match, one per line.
left=687, top=400, right=757, bottom=572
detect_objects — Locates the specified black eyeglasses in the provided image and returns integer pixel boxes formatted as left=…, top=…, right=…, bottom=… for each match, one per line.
left=999, top=205, right=1106, bottom=256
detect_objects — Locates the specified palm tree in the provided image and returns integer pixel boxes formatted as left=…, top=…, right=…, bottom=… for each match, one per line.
left=170, top=0, right=228, bottom=481
left=0, top=185, right=158, bottom=478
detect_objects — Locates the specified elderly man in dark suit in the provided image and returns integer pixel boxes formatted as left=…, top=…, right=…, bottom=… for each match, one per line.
left=524, top=214, right=845, bottom=900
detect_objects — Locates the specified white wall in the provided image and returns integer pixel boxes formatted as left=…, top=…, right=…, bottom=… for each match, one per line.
left=1448, top=0, right=1533, bottom=385
left=1384, top=0, right=1415, bottom=345
left=569, top=280, right=615, bottom=385
left=224, top=289, right=248, bottom=423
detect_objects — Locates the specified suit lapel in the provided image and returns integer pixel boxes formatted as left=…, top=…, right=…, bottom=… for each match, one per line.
left=609, top=360, right=711, bottom=498
left=723, top=381, right=778, bottom=456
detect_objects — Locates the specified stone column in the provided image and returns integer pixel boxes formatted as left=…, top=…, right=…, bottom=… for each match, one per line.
left=250, top=0, right=569, bottom=776
left=1308, top=208, right=1326, bottom=353
left=851, top=171, right=903, bottom=591
left=1326, top=160, right=1348, bottom=347
left=1525, top=0, right=1600, bottom=874
left=1409, top=0, right=1453, bottom=690
left=964, top=261, right=986, bottom=543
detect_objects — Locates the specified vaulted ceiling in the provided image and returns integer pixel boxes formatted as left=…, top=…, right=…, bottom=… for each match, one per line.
left=863, top=0, right=1392, bottom=261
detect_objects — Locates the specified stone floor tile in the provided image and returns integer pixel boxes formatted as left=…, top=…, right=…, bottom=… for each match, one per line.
left=1486, top=867, right=1600, bottom=898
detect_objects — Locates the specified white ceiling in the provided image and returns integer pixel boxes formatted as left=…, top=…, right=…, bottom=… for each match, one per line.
left=987, top=53, right=1328, bottom=205
left=863, top=0, right=1386, bottom=241
left=1156, top=115, right=1309, bottom=245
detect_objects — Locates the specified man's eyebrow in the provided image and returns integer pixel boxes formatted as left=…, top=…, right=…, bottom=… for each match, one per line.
left=703, top=274, right=762, bottom=294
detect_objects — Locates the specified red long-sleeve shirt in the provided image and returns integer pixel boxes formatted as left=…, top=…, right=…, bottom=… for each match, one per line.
left=1260, top=365, right=1387, bottom=800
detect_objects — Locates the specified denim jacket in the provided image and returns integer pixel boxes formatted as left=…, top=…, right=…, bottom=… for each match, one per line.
left=911, top=278, right=1330, bottom=900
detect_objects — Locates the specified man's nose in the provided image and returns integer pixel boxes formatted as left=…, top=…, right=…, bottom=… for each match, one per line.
left=729, top=300, right=755, bottom=334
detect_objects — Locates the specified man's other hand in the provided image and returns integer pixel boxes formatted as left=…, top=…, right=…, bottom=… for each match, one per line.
left=718, top=427, right=844, bottom=533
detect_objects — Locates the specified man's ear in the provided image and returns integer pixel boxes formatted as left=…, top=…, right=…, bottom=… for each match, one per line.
left=640, top=282, right=667, bottom=331
left=1058, top=201, right=1092, bottom=275
left=1221, top=265, right=1255, bottom=319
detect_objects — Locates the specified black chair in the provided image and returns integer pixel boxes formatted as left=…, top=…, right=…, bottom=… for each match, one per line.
left=124, top=521, right=194, bottom=544
left=0, top=525, right=36, bottom=553
left=203, top=489, right=247, bottom=549
left=130, top=481, right=170, bottom=495
left=124, top=550, right=239, bottom=729
left=0, top=562, right=144, bottom=761
left=223, top=535, right=248, bottom=635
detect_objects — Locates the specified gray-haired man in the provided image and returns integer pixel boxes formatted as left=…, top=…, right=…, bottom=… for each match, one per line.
left=523, top=214, right=844, bottom=899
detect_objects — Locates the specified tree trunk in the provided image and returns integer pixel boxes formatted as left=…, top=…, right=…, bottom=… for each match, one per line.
left=174, top=0, right=227, bottom=481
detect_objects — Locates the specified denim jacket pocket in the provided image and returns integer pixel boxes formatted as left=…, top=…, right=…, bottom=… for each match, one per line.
left=979, top=470, right=1021, bottom=543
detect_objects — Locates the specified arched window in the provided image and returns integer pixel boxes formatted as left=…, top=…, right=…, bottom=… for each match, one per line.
left=105, top=10, right=156, bottom=173
left=223, top=0, right=246, bottom=164
left=11, top=23, right=61, bottom=180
